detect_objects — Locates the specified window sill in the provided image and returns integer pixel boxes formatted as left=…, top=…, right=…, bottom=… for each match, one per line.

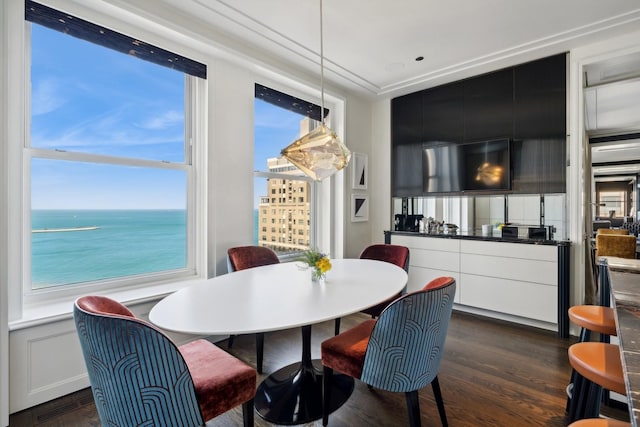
left=9, top=279, right=197, bottom=331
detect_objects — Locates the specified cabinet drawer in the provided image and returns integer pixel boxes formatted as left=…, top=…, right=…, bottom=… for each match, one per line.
left=459, top=273, right=557, bottom=323
left=460, top=253, right=556, bottom=286
left=411, top=248, right=459, bottom=272
left=460, top=240, right=557, bottom=261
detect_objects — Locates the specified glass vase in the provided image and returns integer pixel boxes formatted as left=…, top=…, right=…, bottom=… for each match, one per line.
left=311, top=267, right=325, bottom=283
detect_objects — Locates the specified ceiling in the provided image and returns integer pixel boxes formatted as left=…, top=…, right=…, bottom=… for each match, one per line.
left=143, top=0, right=640, bottom=99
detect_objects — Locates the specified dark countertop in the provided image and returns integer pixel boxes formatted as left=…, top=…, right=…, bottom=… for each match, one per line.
left=607, top=258, right=640, bottom=427
left=385, top=230, right=570, bottom=246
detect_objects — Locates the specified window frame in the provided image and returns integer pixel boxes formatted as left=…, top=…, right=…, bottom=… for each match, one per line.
left=21, top=18, right=207, bottom=306
left=253, top=83, right=333, bottom=261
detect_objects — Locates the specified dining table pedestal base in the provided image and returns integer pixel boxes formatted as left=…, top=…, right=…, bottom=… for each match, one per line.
left=254, top=325, right=354, bottom=425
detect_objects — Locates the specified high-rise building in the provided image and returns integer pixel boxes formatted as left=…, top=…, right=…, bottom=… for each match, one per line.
left=257, top=118, right=315, bottom=253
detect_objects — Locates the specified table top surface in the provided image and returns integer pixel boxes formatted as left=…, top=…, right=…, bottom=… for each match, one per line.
left=149, top=258, right=408, bottom=336
left=608, top=266, right=640, bottom=427
left=602, top=256, right=640, bottom=273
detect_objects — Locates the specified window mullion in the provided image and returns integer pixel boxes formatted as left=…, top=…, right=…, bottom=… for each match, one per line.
left=28, top=147, right=188, bottom=171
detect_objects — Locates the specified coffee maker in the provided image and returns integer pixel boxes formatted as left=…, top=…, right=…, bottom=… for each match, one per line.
left=394, top=197, right=423, bottom=232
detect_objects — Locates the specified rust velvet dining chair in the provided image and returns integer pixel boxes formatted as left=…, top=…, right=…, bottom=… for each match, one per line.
left=334, top=243, right=410, bottom=335
left=594, top=233, right=637, bottom=259
left=596, top=228, right=629, bottom=235
left=321, top=276, right=456, bottom=427
left=227, top=245, right=280, bottom=374
left=74, top=296, right=257, bottom=427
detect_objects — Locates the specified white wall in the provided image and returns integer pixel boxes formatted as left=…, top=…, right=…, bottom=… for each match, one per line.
left=209, top=60, right=255, bottom=276
left=370, top=100, right=392, bottom=247
left=0, top=1, right=9, bottom=425
left=343, top=96, right=375, bottom=258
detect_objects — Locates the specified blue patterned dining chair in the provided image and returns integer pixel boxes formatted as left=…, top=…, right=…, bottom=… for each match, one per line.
left=322, top=276, right=456, bottom=427
left=334, top=243, right=410, bottom=335
left=226, top=245, right=280, bottom=374
left=74, top=296, right=257, bottom=427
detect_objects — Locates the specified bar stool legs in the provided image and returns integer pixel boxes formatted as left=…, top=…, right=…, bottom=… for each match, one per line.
left=566, top=305, right=617, bottom=418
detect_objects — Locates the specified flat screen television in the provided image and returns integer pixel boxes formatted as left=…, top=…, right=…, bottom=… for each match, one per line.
left=422, top=139, right=510, bottom=193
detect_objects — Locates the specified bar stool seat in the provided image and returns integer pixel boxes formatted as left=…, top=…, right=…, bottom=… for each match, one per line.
left=569, top=343, right=625, bottom=395
left=568, top=306, right=617, bottom=338
left=568, top=419, right=630, bottom=427
left=568, top=342, right=626, bottom=421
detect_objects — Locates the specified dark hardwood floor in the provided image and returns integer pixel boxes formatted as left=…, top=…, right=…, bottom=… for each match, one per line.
left=8, top=311, right=630, bottom=426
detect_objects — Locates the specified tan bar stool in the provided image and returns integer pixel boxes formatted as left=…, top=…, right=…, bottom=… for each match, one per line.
left=568, top=419, right=629, bottom=427
left=566, top=305, right=617, bottom=417
left=567, top=342, right=626, bottom=422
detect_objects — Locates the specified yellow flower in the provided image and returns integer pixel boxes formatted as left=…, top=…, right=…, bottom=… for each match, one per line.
left=316, top=257, right=332, bottom=273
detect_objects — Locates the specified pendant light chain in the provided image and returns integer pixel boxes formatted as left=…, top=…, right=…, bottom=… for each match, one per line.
left=319, top=0, right=326, bottom=126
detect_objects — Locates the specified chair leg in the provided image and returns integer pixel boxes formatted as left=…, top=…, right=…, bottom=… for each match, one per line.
left=256, top=333, right=264, bottom=375
left=431, top=376, right=448, bottom=427
left=565, top=327, right=591, bottom=413
left=405, top=390, right=421, bottom=427
left=571, top=374, right=590, bottom=422
left=584, top=381, right=603, bottom=419
left=323, top=366, right=333, bottom=426
left=228, top=334, right=236, bottom=348
left=334, top=318, right=341, bottom=336
left=568, top=372, right=584, bottom=422
left=242, top=398, right=254, bottom=427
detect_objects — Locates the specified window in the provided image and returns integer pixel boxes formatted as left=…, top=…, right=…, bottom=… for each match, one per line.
left=25, top=3, right=205, bottom=295
left=254, top=84, right=324, bottom=257
left=598, top=191, right=627, bottom=218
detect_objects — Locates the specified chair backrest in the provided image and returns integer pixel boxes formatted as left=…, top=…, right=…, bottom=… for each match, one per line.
left=74, top=296, right=204, bottom=426
left=595, top=234, right=637, bottom=259
left=359, top=244, right=410, bottom=272
left=597, top=228, right=629, bottom=235
left=227, top=245, right=280, bottom=272
left=360, top=277, right=456, bottom=393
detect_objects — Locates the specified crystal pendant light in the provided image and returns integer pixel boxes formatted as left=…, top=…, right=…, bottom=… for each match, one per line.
left=281, top=0, right=351, bottom=181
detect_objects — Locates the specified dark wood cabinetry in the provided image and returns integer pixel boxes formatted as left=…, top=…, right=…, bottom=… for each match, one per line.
left=511, top=54, right=567, bottom=193
left=391, top=53, right=567, bottom=197
left=391, top=91, right=423, bottom=146
left=391, top=91, right=424, bottom=197
left=422, top=83, right=464, bottom=143
left=514, top=54, right=566, bottom=139
left=463, top=68, right=513, bottom=142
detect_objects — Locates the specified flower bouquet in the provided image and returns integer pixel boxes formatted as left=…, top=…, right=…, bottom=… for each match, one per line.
left=299, top=248, right=331, bottom=282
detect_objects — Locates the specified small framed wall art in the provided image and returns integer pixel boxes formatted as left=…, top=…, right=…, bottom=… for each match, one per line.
left=352, top=153, right=368, bottom=190
left=351, top=193, right=369, bottom=222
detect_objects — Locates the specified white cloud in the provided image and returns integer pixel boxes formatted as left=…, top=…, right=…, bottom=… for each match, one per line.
left=32, top=78, right=66, bottom=115
left=138, top=110, right=183, bottom=130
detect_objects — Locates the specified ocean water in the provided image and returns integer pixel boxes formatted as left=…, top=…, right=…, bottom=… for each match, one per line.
left=31, top=210, right=186, bottom=289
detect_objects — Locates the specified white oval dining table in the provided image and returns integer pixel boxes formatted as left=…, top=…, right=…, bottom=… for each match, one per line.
left=149, top=258, right=408, bottom=425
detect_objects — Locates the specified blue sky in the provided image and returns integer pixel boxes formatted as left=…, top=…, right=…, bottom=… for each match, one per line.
left=31, top=23, right=305, bottom=210
left=254, top=99, right=307, bottom=208
left=31, top=24, right=186, bottom=210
